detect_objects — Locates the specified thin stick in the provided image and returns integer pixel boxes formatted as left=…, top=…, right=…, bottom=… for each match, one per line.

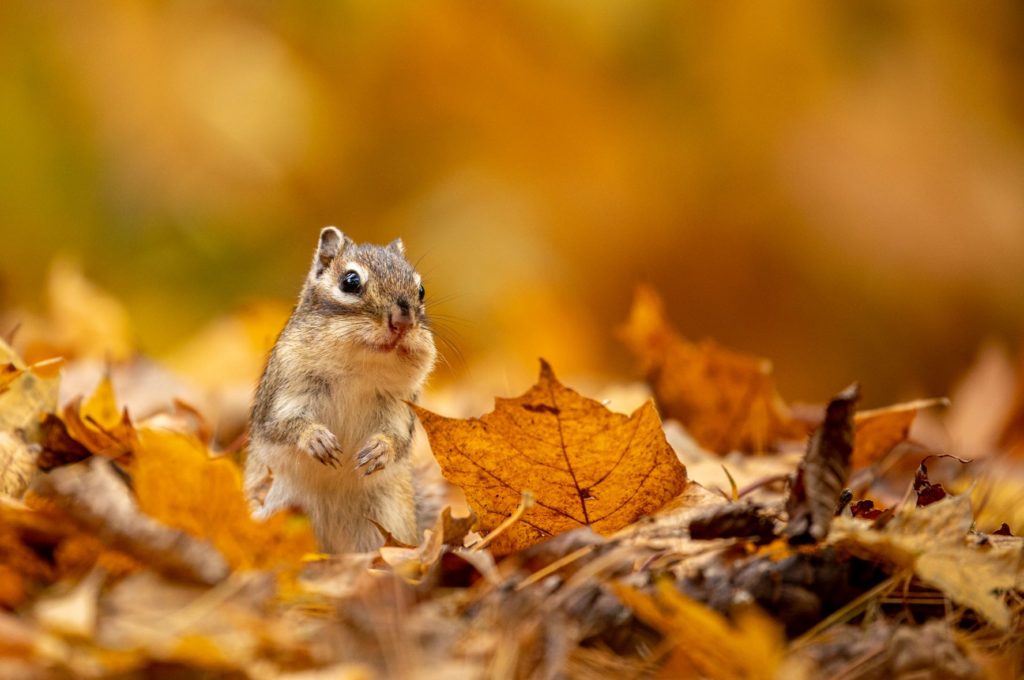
left=472, top=491, right=535, bottom=552
left=737, top=473, right=790, bottom=498
left=514, top=545, right=595, bottom=592
left=791, top=574, right=903, bottom=648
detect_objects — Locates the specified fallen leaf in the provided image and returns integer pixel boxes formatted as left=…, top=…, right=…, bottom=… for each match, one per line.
left=601, top=481, right=727, bottom=569
left=131, top=427, right=315, bottom=572
left=829, top=492, right=1022, bottom=629
left=999, top=349, right=1024, bottom=456
left=0, top=363, right=21, bottom=395
left=688, top=503, right=778, bottom=543
left=36, top=414, right=92, bottom=471
left=34, top=458, right=230, bottom=585
left=619, top=285, right=807, bottom=454
left=786, top=384, right=859, bottom=543
left=138, top=399, right=214, bottom=445
left=60, top=373, right=138, bottom=460
left=379, top=527, right=445, bottom=585
left=33, top=567, right=104, bottom=638
left=849, top=499, right=884, bottom=520
left=0, top=505, right=59, bottom=608
left=299, top=553, right=375, bottom=598
left=795, top=620, right=982, bottom=679
left=414, top=360, right=688, bottom=554
left=96, top=571, right=294, bottom=675
left=914, top=463, right=948, bottom=507
left=852, top=398, right=947, bottom=470
left=0, top=339, right=59, bottom=437
left=0, top=431, right=38, bottom=498
left=24, top=258, right=133, bottom=363
left=947, top=341, right=1017, bottom=458
left=617, top=578, right=785, bottom=680
left=439, top=506, right=478, bottom=548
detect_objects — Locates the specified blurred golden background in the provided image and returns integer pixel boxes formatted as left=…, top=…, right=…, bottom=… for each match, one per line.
left=2, top=1, right=1023, bottom=406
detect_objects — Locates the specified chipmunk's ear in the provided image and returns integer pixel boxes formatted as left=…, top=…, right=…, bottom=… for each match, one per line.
left=387, top=238, right=405, bottom=257
left=314, top=226, right=351, bottom=277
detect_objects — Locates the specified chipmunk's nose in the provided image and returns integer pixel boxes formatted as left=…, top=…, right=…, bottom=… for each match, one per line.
left=388, top=299, right=413, bottom=333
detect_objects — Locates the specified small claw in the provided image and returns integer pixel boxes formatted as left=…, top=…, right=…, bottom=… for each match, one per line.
left=363, top=460, right=385, bottom=476
left=302, top=426, right=345, bottom=467
left=354, top=437, right=391, bottom=474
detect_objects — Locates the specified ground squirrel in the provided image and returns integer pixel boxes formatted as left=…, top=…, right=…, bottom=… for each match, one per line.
left=246, top=227, right=437, bottom=552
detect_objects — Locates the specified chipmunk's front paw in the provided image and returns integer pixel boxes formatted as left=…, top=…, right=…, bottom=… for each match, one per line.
left=299, top=424, right=342, bottom=468
left=355, top=434, right=394, bottom=476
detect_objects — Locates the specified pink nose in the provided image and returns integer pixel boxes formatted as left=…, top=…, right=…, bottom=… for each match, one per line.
left=388, top=303, right=413, bottom=333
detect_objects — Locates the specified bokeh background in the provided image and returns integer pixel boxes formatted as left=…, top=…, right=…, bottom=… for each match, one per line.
left=2, top=1, right=1023, bottom=406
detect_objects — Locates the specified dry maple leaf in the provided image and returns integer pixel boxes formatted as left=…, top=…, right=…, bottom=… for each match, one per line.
left=413, top=360, right=687, bottom=554
left=619, top=285, right=807, bottom=454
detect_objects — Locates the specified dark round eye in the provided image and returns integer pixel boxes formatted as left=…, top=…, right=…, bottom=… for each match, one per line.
left=418, top=284, right=425, bottom=302
left=341, top=270, right=362, bottom=294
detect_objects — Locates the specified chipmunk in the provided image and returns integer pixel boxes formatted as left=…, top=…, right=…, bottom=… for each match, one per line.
left=245, top=227, right=437, bottom=553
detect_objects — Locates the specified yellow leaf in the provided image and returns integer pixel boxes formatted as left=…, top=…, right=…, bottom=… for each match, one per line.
left=0, top=339, right=59, bottom=436
left=0, top=431, right=37, bottom=498
left=0, top=363, right=20, bottom=395
left=80, top=371, right=123, bottom=432
left=829, top=492, right=1021, bottom=629
left=132, top=428, right=315, bottom=572
left=414, top=360, right=687, bottom=555
left=616, top=579, right=785, bottom=680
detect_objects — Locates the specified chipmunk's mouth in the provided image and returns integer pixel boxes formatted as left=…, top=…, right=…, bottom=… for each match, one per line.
left=367, top=326, right=411, bottom=354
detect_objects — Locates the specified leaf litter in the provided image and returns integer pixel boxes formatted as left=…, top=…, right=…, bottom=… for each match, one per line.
left=0, top=275, right=1021, bottom=678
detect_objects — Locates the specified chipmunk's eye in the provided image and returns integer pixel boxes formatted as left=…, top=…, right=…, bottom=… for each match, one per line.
left=418, top=284, right=425, bottom=302
left=341, top=270, right=362, bottom=294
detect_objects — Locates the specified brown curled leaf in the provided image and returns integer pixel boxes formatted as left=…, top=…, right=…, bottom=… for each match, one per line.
left=849, top=499, right=884, bottom=520
left=914, top=463, right=948, bottom=507
left=913, top=454, right=970, bottom=508
left=785, top=383, right=859, bottom=544
left=36, top=413, right=92, bottom=471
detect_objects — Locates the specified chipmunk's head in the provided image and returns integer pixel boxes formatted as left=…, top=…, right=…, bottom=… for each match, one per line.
left=303, top=227, right=436, bottom=372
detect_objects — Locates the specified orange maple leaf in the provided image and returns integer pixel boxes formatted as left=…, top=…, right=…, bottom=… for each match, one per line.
left=620, top=285, right=807, bottom=454
left=414, top=360, right=687, bottom=554
left=132, top=428, right=315, bottom=573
